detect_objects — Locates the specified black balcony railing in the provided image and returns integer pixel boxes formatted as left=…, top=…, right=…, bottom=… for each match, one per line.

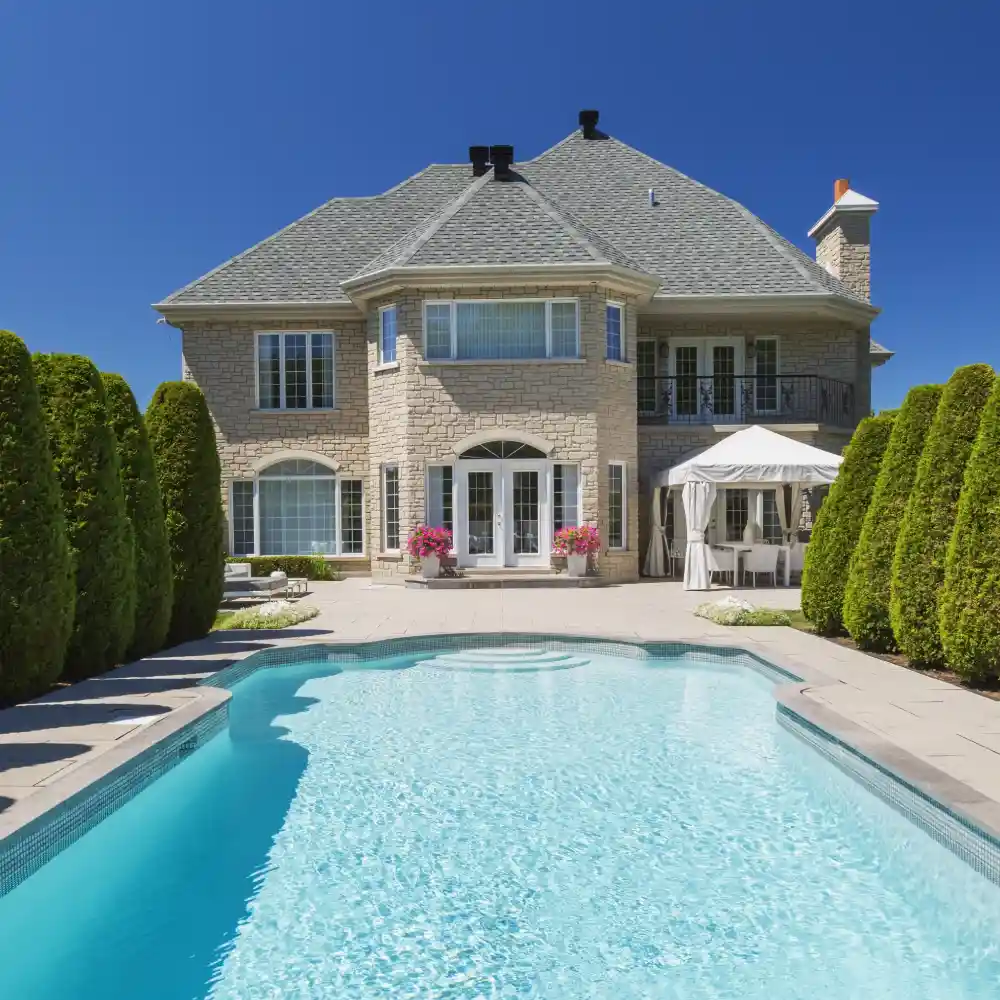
left=637, top=374, right=856, bottom=427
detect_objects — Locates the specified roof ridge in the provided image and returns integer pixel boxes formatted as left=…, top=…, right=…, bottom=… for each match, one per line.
left=513, top=182, right=606, bottom=263
left=157, top=164, right=469, bottom=305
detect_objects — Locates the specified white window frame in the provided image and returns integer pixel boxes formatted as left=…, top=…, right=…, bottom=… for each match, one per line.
left=228, top=468, right=365, bottom=557
left=254, top=330, right=336, bottom=410
left=378, top=305, right=398, bottom=365
left=551, top=462, right=583, bottom=534
left=381, top=462, right=401, bottom=553
left=605, top=301, right=625, bottom=362
left=422, top=298, right=580, bottom=361
left=752, top=336, right=781, bottom=415
left=608, top=461, right=627, bottom=551
left=425, top=463, right=456, bottom=534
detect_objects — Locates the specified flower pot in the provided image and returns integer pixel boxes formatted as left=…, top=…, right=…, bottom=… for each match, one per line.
left=420, top=554, right=441, bottom=580
left=567, top=553, right=588, bottom=578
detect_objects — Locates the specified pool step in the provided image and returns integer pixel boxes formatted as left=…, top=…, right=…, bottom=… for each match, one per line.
left=420, top=648, right=589, bottom=672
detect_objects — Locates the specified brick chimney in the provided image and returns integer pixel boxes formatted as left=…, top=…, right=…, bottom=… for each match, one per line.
left=808, top=179, right=879, bottom=301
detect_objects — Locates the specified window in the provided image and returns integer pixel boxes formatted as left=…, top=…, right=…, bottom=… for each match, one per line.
left=340, top=479, right=365, bottom=554
left=427, top=465, right=454, bottom=533
left=379, top=306, right=397, bottom=365
left=637, top=341, right=657, bottom=414
left=382, top=464, right=400, bottom=551
left=230, top=480, right=255, bottom=556
left=754, top=338, right=778, bottom=413
left=606, top=303, right=624, bottom=361
left=553, top=464, right=580, bottom=533
left=608, top=462, right=626, bottom=549
left=229, top=462, right=363, bottom=556
left=762, top=489, right=783, bottom=543
left=725, top=489, right=749, bottom=542
left=424, top=300, right=579, bottom=361
left=257, top=332, right=334, bottom=409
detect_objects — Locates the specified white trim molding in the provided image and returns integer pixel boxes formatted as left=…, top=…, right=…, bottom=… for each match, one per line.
left=451, top=429, right=555, bottom=457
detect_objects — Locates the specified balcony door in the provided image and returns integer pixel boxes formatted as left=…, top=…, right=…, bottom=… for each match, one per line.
left=670, top=339, right=744, bottom=421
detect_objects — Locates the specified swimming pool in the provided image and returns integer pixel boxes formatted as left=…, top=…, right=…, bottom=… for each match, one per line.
left=1, top=642, right=999, bottom=998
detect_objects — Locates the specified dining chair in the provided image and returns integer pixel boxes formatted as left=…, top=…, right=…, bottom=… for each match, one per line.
left=743, top=544, right=780, bottom=587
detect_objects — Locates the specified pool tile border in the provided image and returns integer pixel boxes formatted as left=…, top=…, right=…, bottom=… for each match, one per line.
left=2, top=632, right=1000, bottom=901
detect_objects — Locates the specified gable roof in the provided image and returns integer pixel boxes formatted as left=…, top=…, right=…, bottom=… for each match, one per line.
left=156, top=128, right=870, bottom=311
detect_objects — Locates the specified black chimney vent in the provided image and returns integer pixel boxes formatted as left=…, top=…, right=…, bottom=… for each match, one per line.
left=579, top=109, right=600, bottom=139
left=469, top=145, right=490, bottom=177
left=489, top=144, right=514, bottom=180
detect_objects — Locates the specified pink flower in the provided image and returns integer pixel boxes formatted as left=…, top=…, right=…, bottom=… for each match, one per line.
left=407, top=524, right=453, bottom=559
left=552, top=525, right=601, bottom=555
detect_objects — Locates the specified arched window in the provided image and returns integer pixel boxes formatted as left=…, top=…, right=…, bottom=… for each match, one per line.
left=459, top=440, right=547, bottom=460
left=229, top=457, right=364, bottom=557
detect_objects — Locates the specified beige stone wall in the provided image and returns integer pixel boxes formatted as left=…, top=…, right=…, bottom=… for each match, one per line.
left=815, top=213, right=872, bottom=302
left=366, top=285, right=641, bottom=580
left=181, top=315, right=370, bottom=561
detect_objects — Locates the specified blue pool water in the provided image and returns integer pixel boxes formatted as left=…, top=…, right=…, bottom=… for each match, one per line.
left=2, top=647, right=1000, bottom=998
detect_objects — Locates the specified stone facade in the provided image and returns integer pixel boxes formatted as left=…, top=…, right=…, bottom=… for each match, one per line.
left=814, top=212, right=873, bottom=302
left=180, top=296, right=869, bottom=581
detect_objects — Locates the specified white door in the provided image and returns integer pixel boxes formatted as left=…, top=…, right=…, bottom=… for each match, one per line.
left=455, top=459, right=551, bottom=568
left=670, top=340, right=744, bottom=421
left=456, top=460, right=502, bottom=567
left=503, top=461, right=549, bottom=568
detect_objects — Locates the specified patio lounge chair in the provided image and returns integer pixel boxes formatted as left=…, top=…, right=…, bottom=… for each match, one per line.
left=223, top=563, right=288, bottom=601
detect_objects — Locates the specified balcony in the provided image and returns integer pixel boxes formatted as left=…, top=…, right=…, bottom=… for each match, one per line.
left=637, top=374, right=856, bottom=428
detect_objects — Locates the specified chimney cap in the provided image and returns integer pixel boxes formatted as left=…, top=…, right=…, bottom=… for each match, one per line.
left=834, top=178, right=851, bottom=202
left=579, top=109, right=600, bottom=138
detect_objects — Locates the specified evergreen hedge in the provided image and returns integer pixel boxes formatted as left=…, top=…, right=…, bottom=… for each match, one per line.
left=842, top=384, right=943, bottom=651
left=939, top=376, right=1000, bottom=682
left=146, top=381, right=224, bottom=645
left=102, top=373, right=174, bottom=659
left=0, top=332, right=76, bottom=701
left=801, top=412, right=895, bottom=635
left=34, top=354, right=136, bottom=679
left=890, top=364, right=994, bottom=667
left=226, top=556, right=342, bottom=580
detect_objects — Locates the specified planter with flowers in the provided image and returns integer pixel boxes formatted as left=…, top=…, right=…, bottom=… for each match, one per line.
left=553, top=525, right=601, bottom=578
left=407, top=525, right=453, bottom=579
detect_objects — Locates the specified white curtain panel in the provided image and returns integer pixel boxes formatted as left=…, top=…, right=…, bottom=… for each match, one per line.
left=788, top=482, right=803, bottom=544
left=776, top=484, right=789, bottom=540
left=643, top=486, right=666, bottom=577
left=682, top=481, right=717, bottom=590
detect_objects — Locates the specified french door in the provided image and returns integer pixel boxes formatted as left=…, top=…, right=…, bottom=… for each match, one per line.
left=455, top=460, right=549, bottom=568
left=670, top=340, right=744, bottom=420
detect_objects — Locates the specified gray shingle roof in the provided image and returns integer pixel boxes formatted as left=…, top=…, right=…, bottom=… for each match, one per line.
left=354, top=170, right=646, bottom=276
left=159, top=129, right=867, bottom=308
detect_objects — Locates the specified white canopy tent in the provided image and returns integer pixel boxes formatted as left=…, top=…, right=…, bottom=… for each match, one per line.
left=642, top=426, right=843, bottom=589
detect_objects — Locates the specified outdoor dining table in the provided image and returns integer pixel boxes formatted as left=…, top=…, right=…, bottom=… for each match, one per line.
left=713, top=542, right=792, bottom=587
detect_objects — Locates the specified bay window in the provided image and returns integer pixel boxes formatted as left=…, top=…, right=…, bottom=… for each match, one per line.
left=379, top=306, right=397, bottom=365
left=424, top=299, right=579, bottom=361
left=257, top=332, right=335, bottom=409
left=606, top=302, right=624, bottom=361
left=228, top=459, right=363, bottom=556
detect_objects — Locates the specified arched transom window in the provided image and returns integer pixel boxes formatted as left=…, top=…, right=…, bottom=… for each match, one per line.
left=459, top=440, right=547, bottom=460
left=229, top=458, right=364, bottom=557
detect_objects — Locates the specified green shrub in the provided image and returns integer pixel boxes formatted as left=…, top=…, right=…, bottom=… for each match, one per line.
left=939, top=376, right=1000, bottom=682
left=0, top=333, right=75, bottom=700
left=842, top=384, right=943, bottom=651
left=146, top=381, right=224, bottom=645
left=215, top=602, right=320, bottom=631
left=890, top=364, right=994, bottom=667
left=102, top=373, right=174, bottom=659
left=694, top=603, right=791, bottom=626
left=801, top=412, right=895, bottom=635
left=226, top=556, right=342, bottom=581
left=34, top=354, right=135, bottom=679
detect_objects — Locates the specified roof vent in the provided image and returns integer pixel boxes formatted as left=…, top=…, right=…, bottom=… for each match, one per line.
left=489, top=144, right=514, bottom=180
left=469, top=145, right=490, bottom=177
left=579, top=109, right=600, bottom=139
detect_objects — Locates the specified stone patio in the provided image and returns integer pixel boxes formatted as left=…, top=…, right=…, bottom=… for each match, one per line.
left=3, top=578, right=1000, bottom=843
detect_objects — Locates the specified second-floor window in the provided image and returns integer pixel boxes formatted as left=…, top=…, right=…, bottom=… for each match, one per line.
left=606, top=303, right=624, bottom=361
left=257, top=332, right=334, bottom=409
left=379, top=305, right=397, bottom=365
left=424, top=299, right=579, bottom=361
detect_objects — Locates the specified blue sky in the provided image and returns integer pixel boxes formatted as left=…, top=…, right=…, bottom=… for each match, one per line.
left=2, top=0, right=997, bottom=409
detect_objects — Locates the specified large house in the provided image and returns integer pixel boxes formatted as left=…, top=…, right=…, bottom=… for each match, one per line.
left=155, top=110, right=888, bottom=581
